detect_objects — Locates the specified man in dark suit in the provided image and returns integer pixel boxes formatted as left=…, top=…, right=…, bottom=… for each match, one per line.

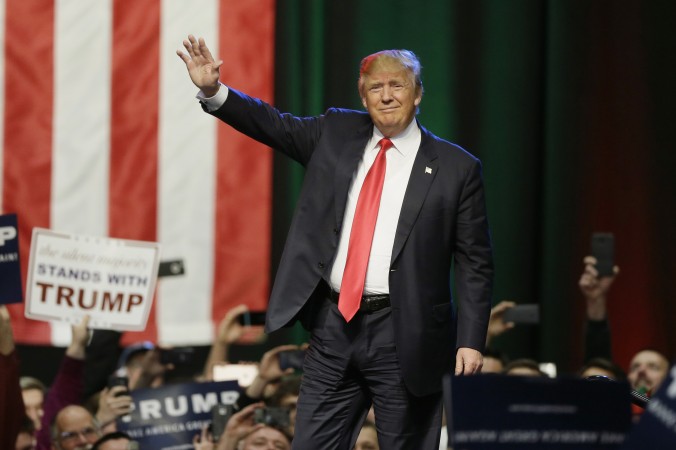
left=178, top=35, right=493, bottom=449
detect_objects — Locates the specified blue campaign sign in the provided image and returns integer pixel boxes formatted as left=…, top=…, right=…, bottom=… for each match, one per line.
left=622, top=363, right=676, bottom=449
left=0, top=214, right=22, bottom=304
left=446, top=374, right=632, bottom=449
left=117, top=380, right=241, bottom=449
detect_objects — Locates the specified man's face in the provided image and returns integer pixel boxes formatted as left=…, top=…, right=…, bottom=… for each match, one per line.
left=22, top=388, right=44, bottom=431
left=52, top=406, right=100, bottom=450
left=241, top=426, right=290, bottom=450
left=628, top=350, right=669, bottom=394
left=360, top=61, right=421, bottom=138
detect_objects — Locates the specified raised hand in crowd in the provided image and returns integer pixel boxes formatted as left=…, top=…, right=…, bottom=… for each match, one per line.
left=129, top=348, right=173, bottom=390
left=95, top=385, right=133, bottom=433
left=578, top=255, right=620, bottom=320
left=0, top=305, right=14, bottom=356
left=485, top=300, right=517, bottom=348
left=203, top=304, right=249, bottom=380
left=216, top=402, right=266, bottom=450
left=193, top=425, right=216, bottom=450
left=65, top=315, right=91, bottom=360
left=245, top=345, right=300, bottom=400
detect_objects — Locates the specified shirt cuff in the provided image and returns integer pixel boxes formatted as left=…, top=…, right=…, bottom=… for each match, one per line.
left=196, top=82, right=229, bottom=112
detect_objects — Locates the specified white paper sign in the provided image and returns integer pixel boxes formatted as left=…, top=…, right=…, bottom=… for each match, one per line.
left=25, top=228, right=161, bottom=330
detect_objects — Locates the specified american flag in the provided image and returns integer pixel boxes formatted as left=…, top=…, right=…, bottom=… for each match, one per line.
left=1, top=0, right=274, bottom=346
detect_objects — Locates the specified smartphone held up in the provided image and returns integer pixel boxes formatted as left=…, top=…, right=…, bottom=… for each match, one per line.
left=591, top=232, right=615, bottom=277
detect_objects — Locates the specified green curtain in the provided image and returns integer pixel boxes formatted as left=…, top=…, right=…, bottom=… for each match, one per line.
left=272, top=0, right=676, bottom=374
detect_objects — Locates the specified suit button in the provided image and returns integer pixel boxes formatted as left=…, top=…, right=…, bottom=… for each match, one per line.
left=318, top=262, right=325, bottom=269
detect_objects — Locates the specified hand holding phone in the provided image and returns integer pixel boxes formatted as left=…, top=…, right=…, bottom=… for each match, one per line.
left=591, top=232, right=615, bottom=277
left=253, top=406, right=291, bottom=428
left=107, top=374, right=129, bottom=397
left=237, top=311, right=267, bottom=326
left=502, top=304, right=540, bottom=324
left=159, top=347, right=195, bottom=365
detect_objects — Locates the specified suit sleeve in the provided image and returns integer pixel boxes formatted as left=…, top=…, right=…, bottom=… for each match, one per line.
left=205, top=87, right=324, bottom=167
left=453, top=159, right=494, bottom=352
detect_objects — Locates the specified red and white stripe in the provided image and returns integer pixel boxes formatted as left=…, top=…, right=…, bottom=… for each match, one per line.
left=2, top=0, right=274, bottom=346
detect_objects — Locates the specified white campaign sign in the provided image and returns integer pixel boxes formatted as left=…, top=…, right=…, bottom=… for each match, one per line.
left=24, top=228, right=161, bottom=330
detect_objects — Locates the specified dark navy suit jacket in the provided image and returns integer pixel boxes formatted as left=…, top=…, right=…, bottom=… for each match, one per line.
left=206, top=88, right=494, bottom=396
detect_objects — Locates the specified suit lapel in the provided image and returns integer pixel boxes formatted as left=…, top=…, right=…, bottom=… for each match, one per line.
left=391, top=125, right=438, bottom=265
left=334, top=123, right=373, bottom=225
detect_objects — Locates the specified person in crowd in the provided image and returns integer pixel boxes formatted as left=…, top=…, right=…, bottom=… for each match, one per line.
left=178, top=34, right=493, bottom=449
left=502, top=358, right=547, bottom=377
left=579, top=256, right=669, bottom=394
left=481, top=348, right=509, bottom=374
left=244, top=345, right=302, bottom=403
left=33, top=318, right=91, bottom=449
left=267, top=376, right=301, bottom=439
left=15, top=417, right=37, bottom=450
left=91, top=385, right=133, bottom=434
left=193, top=402, right=291, bottom=450
left=481, top=300, right=516, bottom=373
left=1, top=305, right=27, bottom=449
left=50, top=405, right=102, bottom=450
left=578, top=255, right=619, bottom=362
left=578, top=357, right=626, bottom=381
left=91, top=431, right=137, bottom=450
left=484, top=300, right=516, bottom=349
left=202, top=304, right=268, bottom=381
left=353, top=421, right=378, bottom=450
left=21, top=377, right=46, bottom=431
left=627, top=349, right=670, bottom=396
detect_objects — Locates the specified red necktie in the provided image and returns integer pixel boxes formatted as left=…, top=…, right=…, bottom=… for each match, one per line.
left=339, top=138, right=393, bottom=322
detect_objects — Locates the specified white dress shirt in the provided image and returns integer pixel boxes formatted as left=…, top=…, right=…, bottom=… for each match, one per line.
left=198, top=84, right=421, bottom=295
left=329, top=120, right=420, bottom=294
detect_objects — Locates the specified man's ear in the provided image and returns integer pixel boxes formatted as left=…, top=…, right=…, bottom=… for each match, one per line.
left=361, top=96, right=368, bottom=109
left=414, top=94, right=422, bottom=107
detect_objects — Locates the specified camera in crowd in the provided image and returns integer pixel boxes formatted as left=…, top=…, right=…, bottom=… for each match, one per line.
left=210, top=403, right=236, bottom=442
left=253, top=406, right=291, bottom=428
left=159, top=347, right=195, bottom=365
left=107, top=374, right=129, bottom=397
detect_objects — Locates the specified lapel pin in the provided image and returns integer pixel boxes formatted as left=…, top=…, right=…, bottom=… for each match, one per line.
left=425, top=167, right=432, bottom=174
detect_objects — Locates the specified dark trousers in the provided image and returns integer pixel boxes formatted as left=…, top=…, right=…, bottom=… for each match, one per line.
left=292, top=295, right=442, bottom=450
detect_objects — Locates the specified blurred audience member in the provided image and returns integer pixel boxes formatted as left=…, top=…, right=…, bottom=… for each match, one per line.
left=193, top=402, right=291, bottom=450
left=485, top=301, right=516, bottom=348
left=91, top=431, right=136, bottom=450
left=578, top=357, right=626, bottom=381
left=203, top=305, right=249, bottom=380
left=93, top=385, right=133, bottom=434
left=502, top=358, right=547, bottom=377
left=15, top=417, right=36, bottom=450
left=578, top=255, right=619, bottom=362
left=481, top=348, right=508, bottom=374
left=1, top=305, right=26, bottom=449
left=579, top=256, right=669, bottom=394
left=20, top=377, right=46, bottom=431
left=628, top=349, right=669, bottom=396
left=50, top=405, right=101, bottom=450
left=245, top=344, right=301, bottom=402
left=35, top=318, right=91, bottom=449
left=267, top=375, right=301, bottom=438
left=353, top=420, right=378, bottom=450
